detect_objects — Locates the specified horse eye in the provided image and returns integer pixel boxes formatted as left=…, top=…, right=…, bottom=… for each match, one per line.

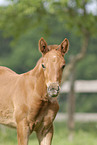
left=42, top=64, right=46, bottom=69
left=62, top=64, right=65, bottom=70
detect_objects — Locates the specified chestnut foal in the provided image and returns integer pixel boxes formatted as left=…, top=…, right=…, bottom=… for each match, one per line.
left=0, top=37, right=69, bottom=145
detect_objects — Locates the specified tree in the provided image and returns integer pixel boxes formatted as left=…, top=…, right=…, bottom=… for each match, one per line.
left=0, top=0, right=47, bottom=41
left=48, top=0, right=97, bottom=140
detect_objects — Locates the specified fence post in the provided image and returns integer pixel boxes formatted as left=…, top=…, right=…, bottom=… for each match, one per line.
left=67, top=66, right=76, bottom=140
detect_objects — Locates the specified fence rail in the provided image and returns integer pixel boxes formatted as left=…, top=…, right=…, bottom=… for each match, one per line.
left=61, top=80, right=97, bottom=93
left=55, top=113, right=97, bottom=122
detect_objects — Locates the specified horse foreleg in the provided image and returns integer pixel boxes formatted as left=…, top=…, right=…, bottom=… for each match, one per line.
left=17, top=119, right=30, bottom=145
left=36, top=124, right=53, bottom=145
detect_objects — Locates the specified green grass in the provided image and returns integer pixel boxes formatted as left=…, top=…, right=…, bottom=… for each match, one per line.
left=0, top=122, right=97, bottom=145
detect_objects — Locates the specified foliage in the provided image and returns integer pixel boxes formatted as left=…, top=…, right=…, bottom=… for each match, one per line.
left=0, top=16, right=97, bottom=78
left=0, top=122, right=97, bottom=145
left=49, top=0, right=97, bottom=37
left=77, top=54, right=97, bottom=80
left=0, top=15, right=70, bottom=73
left=59, top=93, right=97, bottom=113
left=0, top=0, right=96, bottom=40
left=0, top=29, right=42, bottom=73
left=76, top=93, right=97, bottom=112
left=0, top=0, right=97, bottom=74
left=0, top=0, right=47, bottom=40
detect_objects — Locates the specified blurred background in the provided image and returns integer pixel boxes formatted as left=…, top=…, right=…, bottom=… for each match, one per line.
left=0, top=0, right=97, bottom=145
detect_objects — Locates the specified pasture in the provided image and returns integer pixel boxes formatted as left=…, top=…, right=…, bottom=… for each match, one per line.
left=0, top=122, right=97, bottom=145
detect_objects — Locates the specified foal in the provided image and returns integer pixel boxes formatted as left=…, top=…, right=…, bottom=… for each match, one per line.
left=0, top=37, right=69, bottom=145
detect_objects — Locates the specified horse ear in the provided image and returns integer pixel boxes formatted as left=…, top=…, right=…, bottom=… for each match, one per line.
left=59, top=38, right=69, bottom=57
left=39, top=37, right=49, bottom=55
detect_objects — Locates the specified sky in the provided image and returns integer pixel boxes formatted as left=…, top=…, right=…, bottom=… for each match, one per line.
left=0, top=0, right=97, bottom=15
left=0, top=0, right=11, bottom=6
left=86, top=0, right=97, bottom=15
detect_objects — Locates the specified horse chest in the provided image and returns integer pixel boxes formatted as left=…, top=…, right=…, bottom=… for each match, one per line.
left=29, top=100, right=59, bottom=132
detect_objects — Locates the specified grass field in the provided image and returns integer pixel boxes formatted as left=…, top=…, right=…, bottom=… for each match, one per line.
left=0, top=122, right=97, bottom=145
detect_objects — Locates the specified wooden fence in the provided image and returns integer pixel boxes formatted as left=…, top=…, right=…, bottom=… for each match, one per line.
left=61, top=80, right=97, bottom=93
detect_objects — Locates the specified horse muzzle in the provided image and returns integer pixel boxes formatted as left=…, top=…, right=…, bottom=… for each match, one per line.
left=47, top=82, right=60, bottom=98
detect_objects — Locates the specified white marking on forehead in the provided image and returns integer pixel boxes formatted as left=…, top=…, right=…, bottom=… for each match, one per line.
left=53, top=56, right=57, bottom=58
left=52, top=55, right=60, bottom=62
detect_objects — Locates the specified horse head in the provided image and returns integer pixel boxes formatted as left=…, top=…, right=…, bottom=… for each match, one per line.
left=39, top=37, right=69, bottom=98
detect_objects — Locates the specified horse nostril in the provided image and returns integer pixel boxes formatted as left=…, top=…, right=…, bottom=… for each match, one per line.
left=48, top=84, right=60, bottom=92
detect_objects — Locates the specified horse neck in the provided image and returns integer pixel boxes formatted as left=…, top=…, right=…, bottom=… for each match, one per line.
left=29, top=58, right=47, bottom=98
left=30, top=57, right=43, bottom=78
